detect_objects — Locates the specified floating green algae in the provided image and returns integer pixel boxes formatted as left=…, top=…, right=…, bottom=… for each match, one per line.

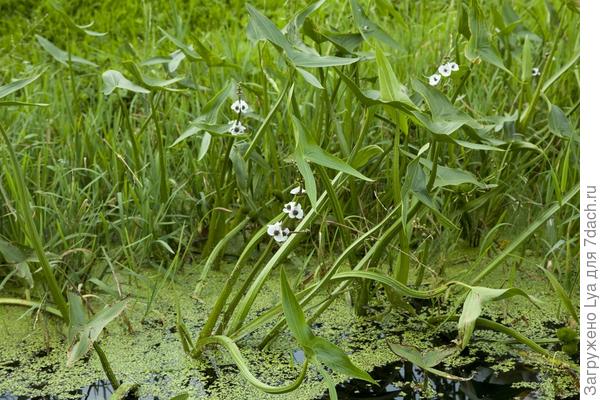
left=0, top=255, right=579, bottom=399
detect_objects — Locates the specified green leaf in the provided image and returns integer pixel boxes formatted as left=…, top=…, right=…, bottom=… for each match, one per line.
left=246, top=4, right=359, bottom=68
left=35, top=35, right=97, bottom=67
left=312, top=337, right=376, bottom=384
left=89, top=278, right=120, bottom=297
left=293, top=148, right=318, bottom=207
left=411, top=78, right=481, bottom=137
left=419, top=159, right=487, bottom=189
left=123, top=61, right=183, bottom=91
left=67, top=292, right=88, bottom=344
left=542, top=51, right=579, bottom=93
left=246, top=4, right=293, bottom=52
left=453, top=139, right=502, bottom=151
left=331, top=270, right=449, bottom=299
left=351, top=145, right=383, bottom=168
left=198, top=133, right=212, bottom=161
left=49, top=3, right=107, bottom=37
left=0, top=73, right=43, bottom=99
left=102, top=70, right=150, bottom=95
left=0, top=101, right=48, bottom=107
left=303, top=20, right=364, bottom=54
left=159, top=28, right=203, bottom=61
left=229, top=145, right=249, bottom=191
left=388, top=343, right=470, bottom=381
left=457, top=1, right=470, bottom=38
left=283, top=0, right=327, bottom=46
left=292, top=116, right=371, bottom=182
left=349, top=0, right=401, bottom=49
left=335, top=69, right=415, bottom=113
left=458, top=286, right=539, bottom=349
left=548, top=105, right=575, bottom=138
left=67, top=300, right=128, bottom=366
left=0, top=240, right=37, bottom=289
left=295, top=67, right=324, bottom=89
left=14, top=263, right=34, bottom=288
left=464, top=0, right=509, bottom=74
left=520, top=35, right=532, bottom=82
left=374, top=47, right=413, bottom=107
left=195, top=81, right=235, bottom=124
left=539, top=266, right=578, bottom=323
left=170, top=126, right=201, bottom=147
left=316, top=364, right=339, bottom=400
left=280, top=268, right=315, bottom=347
left=0, top=238, right=36, bottom=264
left=403, top=157, right=457, bottom=230
left=303, top=144, right=371, bottom=181
left=288, top=50, right=359, bottom=68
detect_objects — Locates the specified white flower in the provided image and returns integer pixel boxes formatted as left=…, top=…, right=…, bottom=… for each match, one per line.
left=438, top=63, right=452, bottom=77
left=532, top=67, right=541, bottom=77
left=290, top=186, right=306, bottom=195
left=428, top=74, right=442, bottom=86
left=229, top=120, right=246, bottom=135
left=267, top=222, right=290, bottom=243
left=231, top=100, right=249, bottom=114
left=283, top=201, right=304, bottom=220
left=448, top=62, right=459, bottom=72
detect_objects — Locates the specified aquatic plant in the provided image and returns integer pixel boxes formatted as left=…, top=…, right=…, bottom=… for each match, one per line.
left=0, top=0, right=580, bottom=398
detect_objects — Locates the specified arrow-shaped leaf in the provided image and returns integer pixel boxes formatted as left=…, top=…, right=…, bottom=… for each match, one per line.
left=36, top=35, right=97, bottom=67
left=102, top=70, right=150, bottom=95
left=458, top=286, right=540, bottom=349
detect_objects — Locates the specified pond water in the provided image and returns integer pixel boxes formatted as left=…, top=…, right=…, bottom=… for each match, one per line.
left=0, top=360, right=576, bottom=400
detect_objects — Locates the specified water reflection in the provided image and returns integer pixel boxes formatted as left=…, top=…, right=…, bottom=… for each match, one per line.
left=318, top=361, right=540, bottom=400
left=0, top=380, right=114, bottom=400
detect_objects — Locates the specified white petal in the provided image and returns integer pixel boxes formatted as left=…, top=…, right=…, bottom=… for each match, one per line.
left=290, top=186, right=306, bottom=195
left=283, top=202, right=296, bottom=215
left=438, top=64, right=451, bottom=77
left=428, top=74, right=441, bottom=86
left=267, top=222, right=281, bottom=236
left=231, top=100, right=250, bottom=114
left=290, top=203, right=304, bottom=219
left=449, top=62, right=459, bottom=72
left=229, top=120, right=246, bottom=135
left=274, top=234, right=288, bottom=243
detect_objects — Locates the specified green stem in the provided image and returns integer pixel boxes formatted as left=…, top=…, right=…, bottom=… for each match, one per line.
left=518, top=16, right=564, bottom=131
left=93, top=342, right=120, bottom=389
left=195, top=217, right=250, bottom=336
left=471, top=184, right=579, bottom=285
left=426, top=141, right=439, bottom=191
left=119, top=98, right=141, bottom=171
left=201, top=137, right=235, bottom=259
left=149, top=92, right=169, bottom=203
left=192, top=335, right=308, bottom=394
left=0, top=298, right=62, bottom=317
left=218, top=240, right=274, bottom=335
left=226, top=175, right=344, bottom=335
left=315, top=165, right=349, bottom=248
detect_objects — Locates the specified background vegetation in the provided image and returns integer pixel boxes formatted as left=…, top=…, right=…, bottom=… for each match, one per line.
left=0, top=0, right=580, bottom=398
